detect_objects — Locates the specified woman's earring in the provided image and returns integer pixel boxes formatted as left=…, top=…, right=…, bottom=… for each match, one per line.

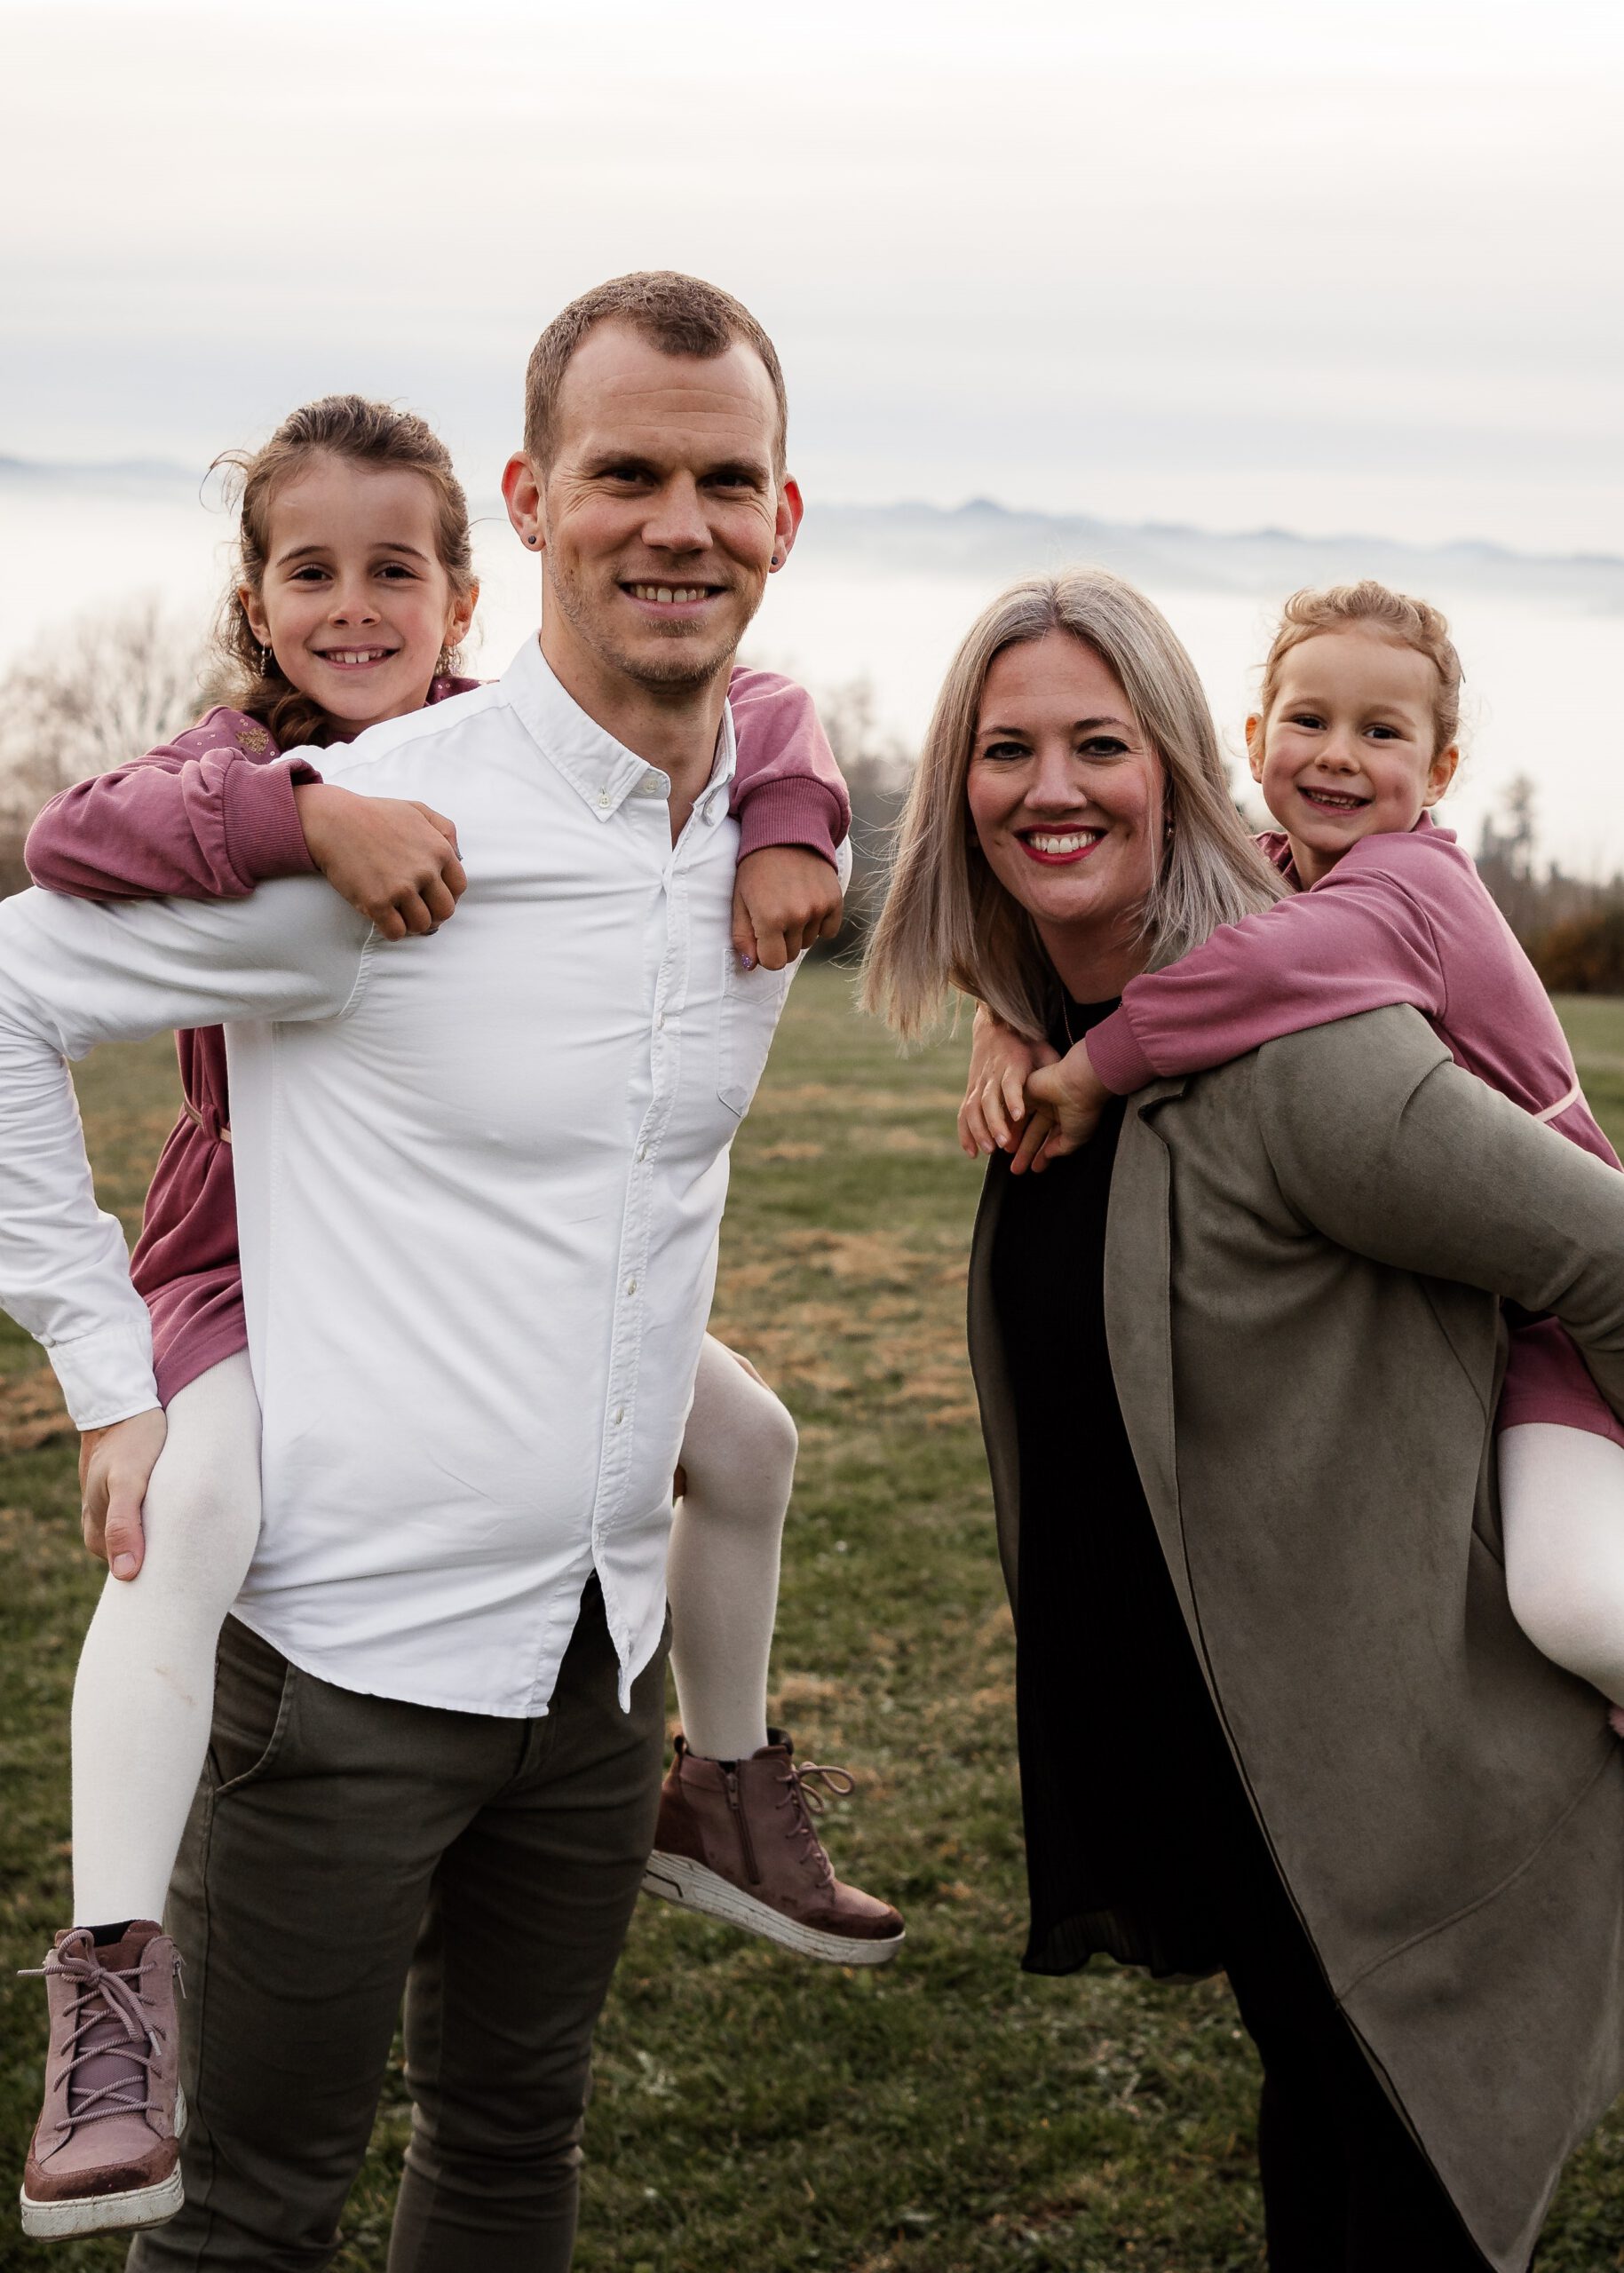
left=435, top=646, right=451, bottom=677
left=259, top=643, right=271, bottom=678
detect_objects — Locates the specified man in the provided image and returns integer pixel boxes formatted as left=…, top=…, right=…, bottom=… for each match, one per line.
left=0, top=273, right=856, bottom=2269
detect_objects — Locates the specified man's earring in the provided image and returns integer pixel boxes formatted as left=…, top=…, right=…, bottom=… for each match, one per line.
left=527, top=533, right=540, bottom=549
left=770, top=552, right=781, bottom=567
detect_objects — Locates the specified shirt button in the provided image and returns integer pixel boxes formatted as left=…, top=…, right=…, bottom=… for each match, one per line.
left=597, top=787, right=612, bottom=809
left=626, top=1277, right=638, bottom=1296
left=613, top=1407, right=625, bottom=1427
left=655, top=1011, right=666, bottom=1030
left=636, top=1144, right=649, bottom=1162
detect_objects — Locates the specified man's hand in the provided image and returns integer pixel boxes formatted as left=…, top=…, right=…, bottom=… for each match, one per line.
left=1016, top=1040, right=1113, bottom=1173
left=959, top=1003, right=1058, bottom=1157
left=79, top=1407, right=167, bottom=1580
left=294, top=784, right=467, bottom=941
left=731, top=846, right=843, bottom=972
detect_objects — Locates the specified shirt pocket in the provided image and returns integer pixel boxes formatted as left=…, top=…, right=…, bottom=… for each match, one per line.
left=717, top=952, right=795, bottom=1118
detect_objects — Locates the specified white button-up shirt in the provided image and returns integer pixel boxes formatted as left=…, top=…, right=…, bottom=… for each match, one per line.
left=0, top=638, right=829, bottom=1716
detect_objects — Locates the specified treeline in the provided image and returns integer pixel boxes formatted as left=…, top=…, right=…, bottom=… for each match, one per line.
left=1476, top=777, right=1624, bottom=994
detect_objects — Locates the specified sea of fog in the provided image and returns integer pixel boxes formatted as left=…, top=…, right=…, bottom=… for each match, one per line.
left=2, top=482, right=1620, bottom=877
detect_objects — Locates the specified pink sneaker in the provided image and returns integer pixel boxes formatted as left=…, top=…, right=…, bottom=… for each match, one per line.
left=19, top=1922, right=185, bottom=2240
left=644, top=1731, right=905, bottom=1965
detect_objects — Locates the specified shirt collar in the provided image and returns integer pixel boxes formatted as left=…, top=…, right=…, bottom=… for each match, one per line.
left=500, top=634, right=737, bottom=823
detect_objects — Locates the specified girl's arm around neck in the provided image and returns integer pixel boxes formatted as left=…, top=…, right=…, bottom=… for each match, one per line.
left=25, top=709, right=321, bottom=903
left=1087, top=834, right=1450, bottom=1094
left=725, top=669, right=850, bottom=868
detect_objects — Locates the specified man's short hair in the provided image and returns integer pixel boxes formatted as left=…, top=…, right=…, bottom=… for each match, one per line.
left=524, top=270, right=788, bottom=475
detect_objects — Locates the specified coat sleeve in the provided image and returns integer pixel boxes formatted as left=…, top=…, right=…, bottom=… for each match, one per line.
left=25, top=709, right=321, bottom=901
left=1087, top=858, right=1447, bottom=1095
left=725, top=669, right=851, bottom=868
left=0, top=879, right=370, bottom=1426
left=1251, top=1006, right=1624, bottom=1420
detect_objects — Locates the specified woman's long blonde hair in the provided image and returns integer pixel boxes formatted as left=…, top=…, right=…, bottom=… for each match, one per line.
left=860, top=569, right=1283, bottom=1040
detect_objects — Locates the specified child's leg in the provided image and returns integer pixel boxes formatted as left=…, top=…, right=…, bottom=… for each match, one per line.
left=665, top=1334, right=796, bottom=1762
left=1500, top=1422, right=1624, bottom=1706
left=650, top=1336, right=904, bottom=1961
left=69, top=1350, right=262, bottom=1926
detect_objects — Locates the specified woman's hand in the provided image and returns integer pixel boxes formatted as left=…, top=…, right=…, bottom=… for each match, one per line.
left=79, top=1407, right=168, bottom=1580
left=294, top=784, right=467, bottom=941
left=731, top=847, right=844, bottom=970
left=1016, top=1040, right=1113, bottom=1172
left=959, top=1004, right=1058, bottom=1157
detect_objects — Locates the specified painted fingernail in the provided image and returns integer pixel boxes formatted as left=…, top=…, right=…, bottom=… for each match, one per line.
left=741, top=954, right=756, bottom=970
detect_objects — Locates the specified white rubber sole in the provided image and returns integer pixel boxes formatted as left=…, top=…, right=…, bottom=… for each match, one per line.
left=19, top=2091, right=186, bottom=2240
left=642, top=1851, right=904, bottom=1966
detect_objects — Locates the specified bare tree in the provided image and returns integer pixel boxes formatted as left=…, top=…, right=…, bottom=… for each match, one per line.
left=796, top=677, right=915, bottom=941
left=0, top=598, right=208, bottom=874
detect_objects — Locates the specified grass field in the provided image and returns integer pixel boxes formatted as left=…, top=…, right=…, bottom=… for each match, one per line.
left=4, top=971, right=1624, bottom=2271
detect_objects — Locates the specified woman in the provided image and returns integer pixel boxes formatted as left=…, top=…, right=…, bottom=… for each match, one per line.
left=861, top=569, right=1624, bottom=2272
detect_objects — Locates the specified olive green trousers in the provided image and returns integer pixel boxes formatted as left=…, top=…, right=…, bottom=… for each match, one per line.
left=128, top=1582, right=667, bottom=2272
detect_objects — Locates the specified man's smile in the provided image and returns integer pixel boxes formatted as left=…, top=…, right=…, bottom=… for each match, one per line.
left=620, top=580, right=725, bottom=616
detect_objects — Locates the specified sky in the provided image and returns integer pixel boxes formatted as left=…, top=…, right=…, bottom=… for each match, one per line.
left=5, top=0, right=1623, bottom=552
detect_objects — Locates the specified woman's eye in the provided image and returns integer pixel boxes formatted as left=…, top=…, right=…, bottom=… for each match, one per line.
left=1078, top=737, right=1128, bottom=758
left=979, top=741, right=1030, bottom=763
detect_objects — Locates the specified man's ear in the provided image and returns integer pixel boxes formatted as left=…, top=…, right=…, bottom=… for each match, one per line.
left=1424, top=743, right=1461, bottom=806
left=1244, top=712, right=1266, bottom=784
left=770, top=475, right=805, bottom=570
left=502, top=454, right=545, bottom=553
left=238, top=585, right=271, bottom=646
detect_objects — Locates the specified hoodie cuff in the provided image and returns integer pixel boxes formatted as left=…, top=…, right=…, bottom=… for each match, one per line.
left=1085, top=1008, right=1158, bottom=1096
left=222, top=756, right=323, bottom=883
left=734, top=780, right=844, bottom=869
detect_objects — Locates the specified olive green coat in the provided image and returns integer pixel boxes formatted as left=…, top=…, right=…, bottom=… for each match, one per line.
left=967, top=1007, right=1624, bottom=2273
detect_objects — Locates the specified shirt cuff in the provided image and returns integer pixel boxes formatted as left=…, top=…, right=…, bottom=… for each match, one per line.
left=222, top=756, right=323, bottom=883
left=734, top=780, right=844, bottom=869
left=1085, top=1008, right=1158, bottom=1095
left=46, top=1320, right=162, bottom=1430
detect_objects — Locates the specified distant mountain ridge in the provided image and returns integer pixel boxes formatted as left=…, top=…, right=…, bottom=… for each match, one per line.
left=5, top=456, right=1619, bottom=610
left=800, top=499, right=1624, bottom=611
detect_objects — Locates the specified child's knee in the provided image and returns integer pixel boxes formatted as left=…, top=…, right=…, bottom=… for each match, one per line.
left=747, top=1385, right=798, bottom=1473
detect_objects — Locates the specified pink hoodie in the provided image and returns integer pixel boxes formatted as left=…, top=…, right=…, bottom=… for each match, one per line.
left=1082, top=814, right=1621, bottom=1445
left=26, top=667, right=850, bottom=1404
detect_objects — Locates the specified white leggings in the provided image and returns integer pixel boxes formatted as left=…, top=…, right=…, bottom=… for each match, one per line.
left=1500, top=1422, right=1624, bottom=1706
left=67, top=1333, right=798, bottom=1928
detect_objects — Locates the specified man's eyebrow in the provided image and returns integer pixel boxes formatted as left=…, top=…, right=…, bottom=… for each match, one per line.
left=580, top=451, right=770, bottom=483
left=702, top=459, right=769, bottom=484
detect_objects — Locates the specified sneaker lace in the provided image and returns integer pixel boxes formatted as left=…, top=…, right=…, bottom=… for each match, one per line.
left=19, top=1942, right=174, bottom=2136
left=774, top=1759, right=857, bottom=1888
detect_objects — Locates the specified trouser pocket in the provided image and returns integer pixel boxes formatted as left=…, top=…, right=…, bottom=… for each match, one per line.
left=208, top=1616, right=297, bottom=1794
